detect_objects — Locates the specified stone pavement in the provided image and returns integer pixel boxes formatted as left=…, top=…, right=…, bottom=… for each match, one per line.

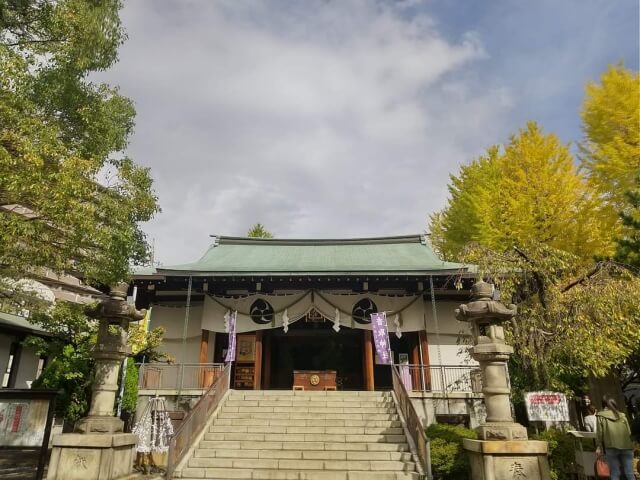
left=0, top=448, right=47, bottom=480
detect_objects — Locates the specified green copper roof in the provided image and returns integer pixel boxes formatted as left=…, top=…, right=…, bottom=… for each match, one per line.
left=0, top=311, right=50, bottom=335
left=145, top=235, right=466, bottom=276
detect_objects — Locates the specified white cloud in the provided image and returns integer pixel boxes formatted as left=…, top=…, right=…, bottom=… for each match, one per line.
left=96, top=0, right=513, bottom=265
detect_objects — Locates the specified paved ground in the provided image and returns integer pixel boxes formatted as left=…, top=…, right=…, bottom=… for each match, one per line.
left=0, top=449, right=47, bottom=480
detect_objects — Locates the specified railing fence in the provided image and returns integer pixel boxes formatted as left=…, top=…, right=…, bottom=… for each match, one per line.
left=166, top=363, right=231, bottom=479
left=395, top=364, right=483, bottom=393
left=391, top=365, right=432, bottom=479
left=137, top=363, right=225, bottom=390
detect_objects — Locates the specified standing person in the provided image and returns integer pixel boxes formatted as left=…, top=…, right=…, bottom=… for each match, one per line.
left=596, top=395, right=635, bottom=480
left=584, top=405, right=597, bottom=432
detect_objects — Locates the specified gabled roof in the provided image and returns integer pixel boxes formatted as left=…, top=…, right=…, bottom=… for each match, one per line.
left=137, top=234, right=467, bottom=277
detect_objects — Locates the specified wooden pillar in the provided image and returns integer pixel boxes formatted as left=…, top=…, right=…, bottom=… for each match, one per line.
left=363, top=330, right=375, bottom=391
left=254, top=330, right=263, bottom=390
left=198, top=330, right=210, bottom=388
left=410, top=332, right=421, bottom=389
left=263, top=331, right=272, bottom=390
left=419, top=330, right=431, bottom=389
left=199, top=329, right=210, bottom=364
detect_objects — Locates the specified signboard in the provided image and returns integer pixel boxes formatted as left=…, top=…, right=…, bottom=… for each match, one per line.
left=0, top=390, right=58, bottom=480
left=0, top=400, right=50, bottom=447
left=525, top=391, right=570, bottom=422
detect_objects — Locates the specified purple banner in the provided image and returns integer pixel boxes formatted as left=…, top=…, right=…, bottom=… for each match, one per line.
left=371, top=312, right=391, bottom=365
left=225, top=311, right=237, bottom=363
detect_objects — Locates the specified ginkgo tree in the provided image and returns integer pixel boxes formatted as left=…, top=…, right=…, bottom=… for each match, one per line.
left=457, top=243, right=640, bottom=394
left=581, top=64, right=640, bottom=212
left=580, top=64, right=640, bottom=269
left=247, top=223, right=274, bottom=238
left=429, top=122, right=615, bottom=263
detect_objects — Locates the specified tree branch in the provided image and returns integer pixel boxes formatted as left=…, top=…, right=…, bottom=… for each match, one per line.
left=2, top=37, right=64, bottom=47
left=512, top=246, right=548, bottom=309
left=561, top=262, right=604, bottom=293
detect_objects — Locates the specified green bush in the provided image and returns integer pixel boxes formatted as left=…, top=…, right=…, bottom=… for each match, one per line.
left=426, top=423, right=477, bottom=479
left=531, top=428, right=575, bottom=480
left=121, top=358, right=139, bottom=414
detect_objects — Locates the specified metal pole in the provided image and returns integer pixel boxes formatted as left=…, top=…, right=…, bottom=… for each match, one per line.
left=177, top=276, right=193, bottom=401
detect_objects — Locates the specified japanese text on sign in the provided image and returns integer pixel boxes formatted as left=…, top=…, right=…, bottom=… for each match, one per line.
left=525, top=391, right=569, bottom=422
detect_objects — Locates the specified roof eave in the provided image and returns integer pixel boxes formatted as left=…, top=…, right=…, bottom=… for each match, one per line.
left=142, top=268, right=471, bottom=277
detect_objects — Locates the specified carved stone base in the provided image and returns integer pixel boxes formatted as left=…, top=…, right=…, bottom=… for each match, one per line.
left=463, top=439, right=551, bottom=480
left=476, top=422, right=528, bottom=441
left=74, top=415, right=124, bottom=434
left=47, top=433, right=136, bottom=480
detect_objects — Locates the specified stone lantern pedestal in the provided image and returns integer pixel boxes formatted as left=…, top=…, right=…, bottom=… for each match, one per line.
left=47, top=284, right=144, bottom=480
left=456, top=281, right=551, bottom=480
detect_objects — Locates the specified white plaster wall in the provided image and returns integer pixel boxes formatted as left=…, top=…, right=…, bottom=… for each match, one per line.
left=427, top=334, right=474, bottom=366
left=148, top=305, right=203, bottom=364
left=0, top=334, right=13, bottom=384
left=13, top=346, right=40, bottom=388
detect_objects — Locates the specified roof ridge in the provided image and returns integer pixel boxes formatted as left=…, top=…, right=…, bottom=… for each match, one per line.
left=210, top=234, right=427, bottom=246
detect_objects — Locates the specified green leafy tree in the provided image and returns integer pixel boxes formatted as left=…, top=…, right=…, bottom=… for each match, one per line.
left=530, top=429, right=575, bottom=480
left=247, top=223, right=273, bottom=238
left=458, top=243, right=640, bottom=393
left=24, top=302, right=96, bottom=423
left=0, top=0, right=159, bottom=289
left=429, top=122, right=614, bottom=263
left=614, top=178, right=640, bottom=268
left=25, top=301, right=165, bottom=423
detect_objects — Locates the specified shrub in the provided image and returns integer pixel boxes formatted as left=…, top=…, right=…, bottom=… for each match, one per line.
left=426, top=423, right=477, bottom=479
left=531, top=428, right=575, bottom=480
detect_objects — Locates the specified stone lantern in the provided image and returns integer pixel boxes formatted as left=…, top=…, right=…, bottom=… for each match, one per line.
left=47, top=283, right=144, bottom=480
left=456, top=281, right=550, bottom=480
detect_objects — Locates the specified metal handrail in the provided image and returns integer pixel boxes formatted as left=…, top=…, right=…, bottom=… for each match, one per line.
left=391, top=364, right=432, bottom=479
left=137, top=363, right=225, bottom=390
left=165, top=363, right=231, bottom=479
left=393, top=364, right=482, bottom=393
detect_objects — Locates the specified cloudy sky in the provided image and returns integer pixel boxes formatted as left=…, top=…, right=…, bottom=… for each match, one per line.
left=96, top=0, right=639, bottom=266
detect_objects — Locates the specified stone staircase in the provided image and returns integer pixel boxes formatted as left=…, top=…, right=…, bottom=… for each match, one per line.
left=174, top=390, right=422, bottom=479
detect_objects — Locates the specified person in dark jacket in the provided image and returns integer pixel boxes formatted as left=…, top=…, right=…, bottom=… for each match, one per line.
left=596, top=395, right=635, bottom=480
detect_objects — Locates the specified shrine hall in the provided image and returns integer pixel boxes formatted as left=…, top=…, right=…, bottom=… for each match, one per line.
left=131, top=234, right=478, bottom=392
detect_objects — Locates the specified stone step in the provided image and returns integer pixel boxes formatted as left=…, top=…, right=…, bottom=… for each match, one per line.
left=188, top=457, right=415, bottom=471
left=193, top=449, right=413, bottom=462
left=229, top=395, right=392, bottom=402
left=203, top=432, right=408, bottom=443
left=224, top=400, right=395, bottom=408
left=221, top=406, right=397, bottom=414
left=213, top=418, right=402, bottom=428
left=230, top=390, right=391, bottom=397
left=209, top=425, right=404, bottom=435
left=179, top=468, right=419, bottom=479
left=218, top=412, right=400, bottom=421
left=198, top=440, right=410, bottom=452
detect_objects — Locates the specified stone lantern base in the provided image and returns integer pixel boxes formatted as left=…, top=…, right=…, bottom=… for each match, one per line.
left=47, top=433, right=137, bottom=480
left=463, top=439, right=551, bottom=480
